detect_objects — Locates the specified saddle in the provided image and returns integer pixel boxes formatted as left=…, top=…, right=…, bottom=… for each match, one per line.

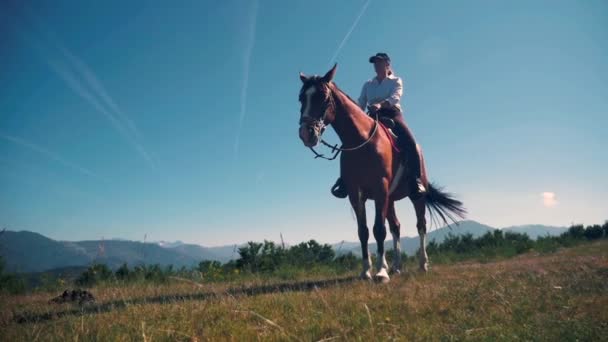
left=379, top=117, right=398, bottom=139
left=367, top=108, right=398, bottom=139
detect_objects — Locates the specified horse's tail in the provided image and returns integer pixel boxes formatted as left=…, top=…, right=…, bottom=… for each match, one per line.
left=425, top=183, right=467, bottom=228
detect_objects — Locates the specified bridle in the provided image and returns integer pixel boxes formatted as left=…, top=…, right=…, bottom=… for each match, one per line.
left=300, top=83, right=379, bottom=161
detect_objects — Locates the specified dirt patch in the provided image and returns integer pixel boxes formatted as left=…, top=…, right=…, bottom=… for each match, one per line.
left=49, top=289, right=95, bottom=305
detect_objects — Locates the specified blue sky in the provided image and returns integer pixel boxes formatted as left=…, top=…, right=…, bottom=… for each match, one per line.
left=1, top=0, right=606, bottom=246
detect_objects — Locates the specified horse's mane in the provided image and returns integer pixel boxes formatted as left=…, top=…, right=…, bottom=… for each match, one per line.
left=331, top=82, right=365, bottom=113
left=331, top=83, right=360, bottom=109
left=299, top=76, right=366, bottom=115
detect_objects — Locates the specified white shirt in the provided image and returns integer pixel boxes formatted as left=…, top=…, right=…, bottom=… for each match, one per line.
left=357, top=74, right=403, bottom=111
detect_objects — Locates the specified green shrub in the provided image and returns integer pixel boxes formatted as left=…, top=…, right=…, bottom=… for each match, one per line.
left=0, top=257, right=26, bottom=295
left=584, top=225, right=604, bottom=240
left=76, top=263, right=114, bottom=287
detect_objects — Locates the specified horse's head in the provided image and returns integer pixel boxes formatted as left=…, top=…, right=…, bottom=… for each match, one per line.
left=297, top=64, right=337, bottom=147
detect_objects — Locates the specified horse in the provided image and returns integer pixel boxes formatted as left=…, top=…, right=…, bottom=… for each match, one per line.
left=298, top=64, right=466, bottom=283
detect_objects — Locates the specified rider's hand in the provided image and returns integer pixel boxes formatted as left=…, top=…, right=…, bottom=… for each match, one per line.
left=368, top=103, right=381, bottom=113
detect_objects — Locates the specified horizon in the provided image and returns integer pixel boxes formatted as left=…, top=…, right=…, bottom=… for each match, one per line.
left=1, top=1, right=607, bottom=246
left=4, top=219, right=580, bottom=248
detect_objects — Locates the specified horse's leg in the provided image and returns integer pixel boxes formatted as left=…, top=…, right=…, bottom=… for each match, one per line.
left=412, top=198, right=428, bottom=272
left=373, top=185, right=390, bottom=283
left=386, top=200, right=402, bottom=275
left=349, top=190, right=371, bottom=280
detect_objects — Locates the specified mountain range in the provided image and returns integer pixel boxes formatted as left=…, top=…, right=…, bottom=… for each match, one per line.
left=0, top=221, right=567, bottom=273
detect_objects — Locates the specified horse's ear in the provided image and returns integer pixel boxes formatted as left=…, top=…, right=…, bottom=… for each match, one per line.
left=299, top=72, right=309, bottom=83
left=322, top=63, right=337, bottom=83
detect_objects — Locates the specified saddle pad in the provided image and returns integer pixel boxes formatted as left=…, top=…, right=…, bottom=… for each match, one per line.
left=378, top=122, right=400, bottom=153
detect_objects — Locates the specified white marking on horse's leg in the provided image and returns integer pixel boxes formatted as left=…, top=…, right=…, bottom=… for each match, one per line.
left=376, top=252, right=388, bottom=271
left=355, top=189, right=372, bottom=280
left=389, top=164, right=404, bottom=195
left=375, top=267, right=390, bottom=284
left=419, top=232, right=428, bottom=272
left=301, top=86, right=316, bottom=118
left=391, top=230, right=402, bottom=274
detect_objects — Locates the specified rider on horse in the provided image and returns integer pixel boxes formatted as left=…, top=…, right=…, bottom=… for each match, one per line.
left=331, top=52, right=427, bottom=200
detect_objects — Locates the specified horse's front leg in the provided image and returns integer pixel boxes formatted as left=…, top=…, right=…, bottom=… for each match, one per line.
left=349, top=189, right=371, bottom=280
left=373, top=181, right=390, bottom=283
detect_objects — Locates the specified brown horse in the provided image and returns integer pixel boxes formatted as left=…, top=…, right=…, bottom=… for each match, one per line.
left=298, top=64, right=466, bottom=283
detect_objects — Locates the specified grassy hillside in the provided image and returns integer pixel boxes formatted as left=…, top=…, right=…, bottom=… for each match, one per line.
left=1, top=240, right=606, bottom=341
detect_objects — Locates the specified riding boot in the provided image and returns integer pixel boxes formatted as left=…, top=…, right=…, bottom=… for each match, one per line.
left=379, top=108, right=427, bottom=200
left=331, top=177, right=348, bottom=198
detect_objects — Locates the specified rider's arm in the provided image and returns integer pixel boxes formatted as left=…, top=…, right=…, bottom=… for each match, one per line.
left=357, top=82, right=368, bottom=110
left=385, top=77, right=403, bottom=108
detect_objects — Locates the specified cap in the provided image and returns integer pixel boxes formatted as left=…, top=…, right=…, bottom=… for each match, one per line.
left=369, top=52, right=391, bottom=64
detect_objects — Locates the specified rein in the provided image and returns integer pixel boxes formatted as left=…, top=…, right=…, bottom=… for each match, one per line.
left=309, top=114, right=379, bottom=160
left=307, top=87, right=380, bottom=160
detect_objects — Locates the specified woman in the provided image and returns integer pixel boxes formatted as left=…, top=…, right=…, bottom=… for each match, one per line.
left=331, top=52, right=426, bottom=200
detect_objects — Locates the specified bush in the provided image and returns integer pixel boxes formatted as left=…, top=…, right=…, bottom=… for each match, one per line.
left=565, top=225, right=586, bottom=239
left=0, top=257, right=26, bottom=295
left=334, top=252, right=360, bottom=271
left=76, top=264, right=114, bottom=287
left=198, top=260, right=224, bottom=281
left=584, top=225, right=604, bottom=240
left=235, top=240, right=337, bottom=274
left=115, top=263, right=132, bottom=281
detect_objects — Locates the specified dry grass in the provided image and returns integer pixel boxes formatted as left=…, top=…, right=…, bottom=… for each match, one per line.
left=1, top=241, right=607, bottom=341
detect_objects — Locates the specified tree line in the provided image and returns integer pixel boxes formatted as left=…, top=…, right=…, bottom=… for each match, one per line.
left=1, top=221, right=607, bottom=293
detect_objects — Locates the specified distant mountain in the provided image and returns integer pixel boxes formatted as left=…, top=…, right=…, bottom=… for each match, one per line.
left=502, top=224, right=568, bottom=239
left=334, top=220, right=496, bottom=256
left=427, top=220, right=496, bottom=242
left=0, top=231, right=233, bottom=273
left=73, top=240, right=203, bottom=269
left=0, top=221, right=571, bottom=273
left=0, top=231, right=90, bottom=273
left=203, top=244, right=242, bottom=262
left=156, top=240, right=186, bottom=248
left=156, top=242, right=240, bottom=262
left=334, top=220, right=570, bottom=256
left=166, top=244, right=222, bottom=262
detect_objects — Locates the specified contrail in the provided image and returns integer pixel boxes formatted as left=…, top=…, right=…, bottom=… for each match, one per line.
left=329, top=0, right=372, bottom=66
left=53, top=46, right=155, bottom=168
left=233, top=0, right=259, bottom=159
left=0, top=133, right=102, bottom=180
left=43, top=55, right=154, bottom=167
left=7, top=2, right=155, bottom=168
left=60, top=47, right=144, bottom=143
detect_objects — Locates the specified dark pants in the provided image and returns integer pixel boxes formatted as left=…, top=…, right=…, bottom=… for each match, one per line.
left=375, top=106, right=422, bottom=180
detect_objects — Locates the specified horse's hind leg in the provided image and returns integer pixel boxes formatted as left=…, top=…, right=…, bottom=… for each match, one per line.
left=386, top=200, right=402, bottom=275
left=413, top=198, right=429, bottom=272
left=349, top=190, right=372, bottom=280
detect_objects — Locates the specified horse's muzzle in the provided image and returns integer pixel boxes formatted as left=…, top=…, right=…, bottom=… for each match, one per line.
left=299, top=123, right=321, bottom=147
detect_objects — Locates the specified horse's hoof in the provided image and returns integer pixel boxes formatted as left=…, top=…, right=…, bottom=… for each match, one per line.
left=360, top=271, right=372, bottom=280
left=390, top=267, right=401, bottom=276
left=374, top=269, right=390, bottom=284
